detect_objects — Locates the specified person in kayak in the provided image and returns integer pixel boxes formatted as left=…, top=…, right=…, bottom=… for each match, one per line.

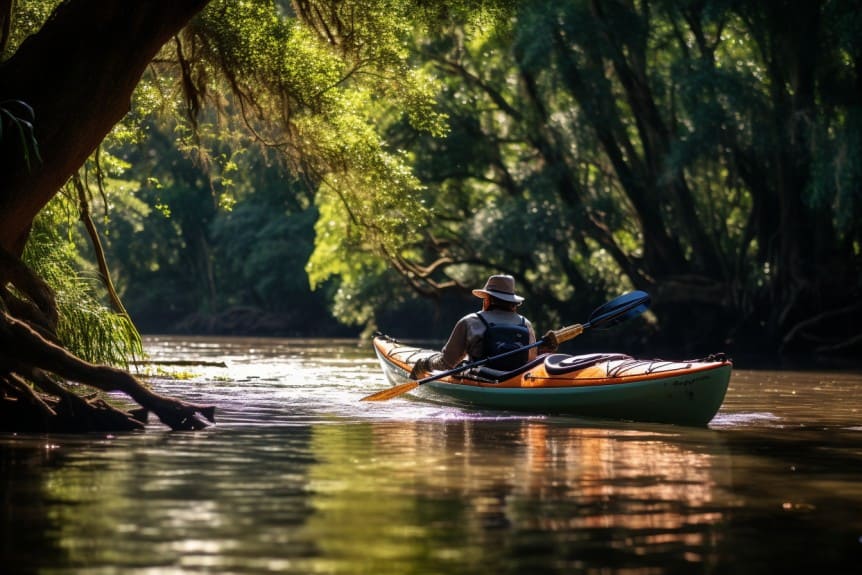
left=410, top=274, right=558, bottom=377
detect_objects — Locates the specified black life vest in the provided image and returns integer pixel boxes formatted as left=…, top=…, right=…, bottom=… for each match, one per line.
left=475, top=312, right=531, bottom=371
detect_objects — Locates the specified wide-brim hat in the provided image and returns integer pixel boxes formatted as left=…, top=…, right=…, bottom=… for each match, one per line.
left=472, top=274, right=524, bottom=304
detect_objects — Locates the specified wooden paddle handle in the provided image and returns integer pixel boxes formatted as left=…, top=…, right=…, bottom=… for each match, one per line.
left=553, top=323, right=584, bottom=344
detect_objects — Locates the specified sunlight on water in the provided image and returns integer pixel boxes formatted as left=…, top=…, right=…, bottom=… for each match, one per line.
left=139, top=336, right=560, bottom=428
left=3, top=336, right=862, bottom=574
left=709, top=411, right=783, bottom=427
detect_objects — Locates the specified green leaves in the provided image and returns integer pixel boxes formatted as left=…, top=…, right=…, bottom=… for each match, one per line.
left=24, top=207, right=143, bottom=367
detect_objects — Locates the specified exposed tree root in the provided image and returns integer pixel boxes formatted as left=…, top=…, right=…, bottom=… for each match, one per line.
left=0, top=372, right=145, bottom=432
left=0, top=310, right=215, bottom=431
left=1, top=245, right=215, bottom=433
left=0, top=245, right=58, bottom=336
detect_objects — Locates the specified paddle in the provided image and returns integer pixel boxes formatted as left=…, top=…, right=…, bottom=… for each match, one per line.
left=360, top=290, right=650, bottom=402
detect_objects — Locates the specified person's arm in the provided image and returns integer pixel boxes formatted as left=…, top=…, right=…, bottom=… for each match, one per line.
left=429, top=317, right=471, bottom=370
left=411, top=316, right=472, bottom=377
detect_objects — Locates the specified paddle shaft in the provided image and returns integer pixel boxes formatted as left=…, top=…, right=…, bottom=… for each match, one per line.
left=362, top=333, right=561, bottom=402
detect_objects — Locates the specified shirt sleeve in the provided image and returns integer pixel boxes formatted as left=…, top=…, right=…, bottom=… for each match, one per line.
left=427, top=315, right=473, bottom=371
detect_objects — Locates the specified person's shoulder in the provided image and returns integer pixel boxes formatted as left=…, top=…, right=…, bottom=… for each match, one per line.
left=456, top=312, right=483, bottom=325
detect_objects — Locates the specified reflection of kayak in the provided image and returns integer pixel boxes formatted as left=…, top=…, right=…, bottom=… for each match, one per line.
left=372, top=335, right=732, bottom=426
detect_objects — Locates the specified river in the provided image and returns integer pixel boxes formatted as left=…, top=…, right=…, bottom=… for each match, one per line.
left=2, top=335, right=861, bottom=574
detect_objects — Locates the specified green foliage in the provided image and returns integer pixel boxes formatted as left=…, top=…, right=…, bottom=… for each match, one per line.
left=7, top=0, right=859, bottom=354
left=91, top=127, right=345, bottom=333
left=318, top=0, right=861, bottom=352
left=0, top=0, right=62, bottom=59
left=23, top=200, right=144, bottom=367
left=95, top=0, right=449, bottom=332
left=211, top=200, right=319, bottom=311
left=808, top=107, right=862, bottom=235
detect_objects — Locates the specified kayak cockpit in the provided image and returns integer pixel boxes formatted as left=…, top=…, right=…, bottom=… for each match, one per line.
left=462, top=352, right=632, bottom=383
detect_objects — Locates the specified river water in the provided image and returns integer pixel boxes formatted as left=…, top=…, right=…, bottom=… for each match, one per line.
left=2, top=335, right=862, bottom=574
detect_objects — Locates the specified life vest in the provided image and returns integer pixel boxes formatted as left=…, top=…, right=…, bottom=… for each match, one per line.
left=475, top=312, right=531, bottom=371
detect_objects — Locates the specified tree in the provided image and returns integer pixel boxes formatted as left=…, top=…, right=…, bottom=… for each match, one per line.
left=101, top=129, right=344, bottom=336
left=326, top=0, right=861, bottom=357
left=0, top=0, right=450, bottom=430
left=1, top=0, right=215, bottom=431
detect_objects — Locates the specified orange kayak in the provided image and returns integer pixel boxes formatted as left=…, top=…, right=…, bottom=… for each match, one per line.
left=372, top=334, right=732, bottom=426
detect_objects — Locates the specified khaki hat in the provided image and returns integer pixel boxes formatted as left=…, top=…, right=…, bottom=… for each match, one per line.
left=472, top=274, right=524, bottom=304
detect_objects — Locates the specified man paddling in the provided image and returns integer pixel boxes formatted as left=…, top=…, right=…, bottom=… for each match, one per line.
left=410, top=274, right=558, bottom=378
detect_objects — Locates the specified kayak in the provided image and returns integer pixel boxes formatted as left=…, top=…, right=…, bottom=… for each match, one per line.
left=372, top=334, right=732, bottom=426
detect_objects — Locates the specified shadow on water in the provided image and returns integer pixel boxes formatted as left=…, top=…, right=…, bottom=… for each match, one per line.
left=1, top=336, right=861, bottom=574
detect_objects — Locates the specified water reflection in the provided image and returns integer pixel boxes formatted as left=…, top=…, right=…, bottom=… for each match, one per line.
left=1, top=336, right=861, bottom=574
left=1, top=419, right=736, bottom=574
left=302, top=420, right=735, bottom=573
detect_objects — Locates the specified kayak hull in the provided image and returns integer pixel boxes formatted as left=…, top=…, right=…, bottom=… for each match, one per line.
left=372, top=335, right=731, bottom=426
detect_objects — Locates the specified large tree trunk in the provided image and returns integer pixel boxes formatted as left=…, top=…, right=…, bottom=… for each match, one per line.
left=0, top=0, right=209, bottom=253
left=0, top=0, right=213, bottom=431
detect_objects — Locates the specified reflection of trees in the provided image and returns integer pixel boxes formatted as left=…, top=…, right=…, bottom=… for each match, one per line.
left=1, top=430, right=319, bottom=573
left=0, top=439, right=70, bottom=572
left=0, top=418, right=731, bottom=573
left=519, top=424, right=727, bottom=529
left=305, top=420, right=731, bottom=573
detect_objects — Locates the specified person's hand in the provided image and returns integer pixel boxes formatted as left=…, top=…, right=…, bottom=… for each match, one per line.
left=539, top=330, right=559, bottom=353
left=410, top=357, right=430, bottom=379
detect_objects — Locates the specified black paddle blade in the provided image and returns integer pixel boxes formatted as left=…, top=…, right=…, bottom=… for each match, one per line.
left=586, top=290, right=650, bottom=330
